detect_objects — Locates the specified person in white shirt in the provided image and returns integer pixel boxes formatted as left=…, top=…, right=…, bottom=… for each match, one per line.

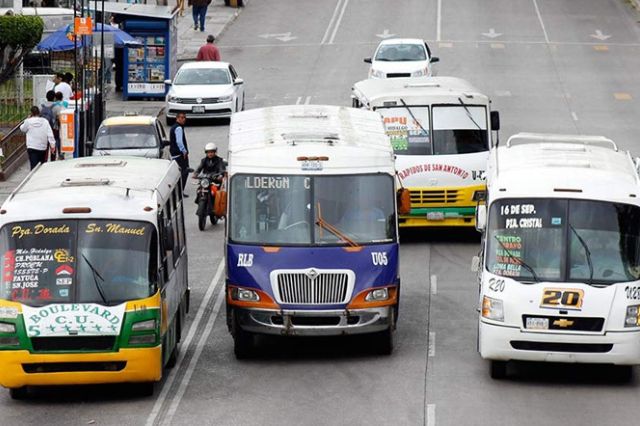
left=44, top=74, right=60, bottom=95
left=20, top=106, right=56, bottom=169
left=54, top=72, right=73, bottom=101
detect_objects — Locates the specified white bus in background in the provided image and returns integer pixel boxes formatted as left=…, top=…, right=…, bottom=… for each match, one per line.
left=352, top=77, right=500, bottom=228
left=475, top=133, right=640, bottom=380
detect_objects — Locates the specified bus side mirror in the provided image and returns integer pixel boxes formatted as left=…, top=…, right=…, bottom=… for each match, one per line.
left=397, top=188, right=411, bottom=215
left=491, top=111, right=500, bottom=131
left=471, top=255, right=480, bottom=272
left=475, top=205, right=487, bottom=231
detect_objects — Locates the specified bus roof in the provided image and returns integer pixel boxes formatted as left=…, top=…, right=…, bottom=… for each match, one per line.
left=228, top=105, right=395, bottom=175
left=488, top=133, right=640, bottom=203
left=1, top=157, right=180, bottom=223
left=352, top=76, right=489, bottom=107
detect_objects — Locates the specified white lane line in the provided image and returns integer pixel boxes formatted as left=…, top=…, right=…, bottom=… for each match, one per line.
left=321, top=0, right=343, bottom=45
left=571, top=112, right=579, bottom=121
left=430, top=274, right=437, bottom=295
left=328, top=0, right=349, bottom=44
left=428, top=332, right=436, bottom=357
left=436, top=0, right=442, bottom=42
left=304, top=96, right=312, bottom=105
left=160, top=283, right=226, bottom=426
left=295, top=96, right=302, bottom=105
left=145, top=260, right=225, bottom=426
left=532, top=0, right=550, bottom=43
left=427, top=404, right=436, bottom=425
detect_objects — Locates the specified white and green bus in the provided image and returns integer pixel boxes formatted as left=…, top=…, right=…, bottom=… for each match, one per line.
left=0, top=157, right=189, bottom=398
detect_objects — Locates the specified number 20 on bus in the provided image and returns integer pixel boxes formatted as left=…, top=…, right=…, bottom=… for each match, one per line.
left=540, top=288, right=584, bottom=310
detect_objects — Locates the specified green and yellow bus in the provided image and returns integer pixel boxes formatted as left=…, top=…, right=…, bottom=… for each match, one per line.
left=0, top=157, right=189, bottom=398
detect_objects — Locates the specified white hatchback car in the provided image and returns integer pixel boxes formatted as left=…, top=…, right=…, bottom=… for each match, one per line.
left=365, top=38, right=439, bottom=79
left=165, top=61, right=245, bottom=125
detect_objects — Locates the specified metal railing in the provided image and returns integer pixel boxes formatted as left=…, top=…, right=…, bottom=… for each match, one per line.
left=0, top=121, right=27, bottom=181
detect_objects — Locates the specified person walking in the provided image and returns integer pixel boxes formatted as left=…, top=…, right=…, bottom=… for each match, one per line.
left=189, top=0, right=210, bottom=32
left=196, top=35, right=221, bottom=61
left=169, top=112, right=190, bottom=196
left=20, top=106, right=56, bottom=170
left=177, top=0, right=185, bottom=16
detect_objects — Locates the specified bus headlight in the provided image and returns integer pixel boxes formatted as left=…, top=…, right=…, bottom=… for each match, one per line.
left=473, top=190, right=487, bottom=201
left=624, top=305, right=640, bottom=327
left=365, top=288, right=389, bottom=302
left=132, top=319, right=157, bottom=332
left=231, top=287, right=260, bottom=302
left=482, top=296, right=504, bottom=322
left=128, top=334, right=157, bottom=345
left=0, top=322, right=16, bottom=333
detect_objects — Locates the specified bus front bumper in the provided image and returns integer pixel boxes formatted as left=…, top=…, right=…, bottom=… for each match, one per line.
left=234, top=307, right=392, bottom=337
left=399, top=207, right=477, bottom=228
left=479, top=321, right=640, bottom=365
left=0, top=346, right=162, bottom=389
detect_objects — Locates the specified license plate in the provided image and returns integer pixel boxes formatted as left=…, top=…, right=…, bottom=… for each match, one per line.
left=192, top=106, right=205, bottom=113
left=526, top=317, right=549, bottom=330
left=426, top=212, right=445, bottom=221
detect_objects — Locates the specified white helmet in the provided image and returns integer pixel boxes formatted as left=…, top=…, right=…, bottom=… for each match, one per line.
left=204, top=142, right=217, bottom=152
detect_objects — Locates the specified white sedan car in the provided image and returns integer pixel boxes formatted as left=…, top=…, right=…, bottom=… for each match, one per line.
left=364, top=38, right=439, bottom=79
left=165, top=61, right=245, bottom=125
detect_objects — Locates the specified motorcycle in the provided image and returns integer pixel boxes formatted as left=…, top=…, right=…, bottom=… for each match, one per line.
left=194, top=172, right=225, bottom=231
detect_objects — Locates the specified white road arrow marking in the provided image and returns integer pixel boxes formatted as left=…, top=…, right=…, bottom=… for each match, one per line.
left=259, top=32, right=298, bottom=42
left=590, top=30, right=611, bottom=41
left=376, top=29, right=396, bottom=39
left=481, top=28, right=502, bottom=38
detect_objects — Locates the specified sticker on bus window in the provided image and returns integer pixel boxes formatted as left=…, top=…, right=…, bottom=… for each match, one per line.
left=551, top=217, right=562, bottom=225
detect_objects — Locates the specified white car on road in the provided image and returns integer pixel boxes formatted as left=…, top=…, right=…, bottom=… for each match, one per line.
left=364, top=38, right=439, bottom=79
left=165, top=61, right=245, bottom=125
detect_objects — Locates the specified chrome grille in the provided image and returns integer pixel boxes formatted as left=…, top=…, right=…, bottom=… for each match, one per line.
left=410, top=189, right=459, bottom=205
left=276, top=272, right=350, bottom=305
left=176, top=97, right=221, bottom=104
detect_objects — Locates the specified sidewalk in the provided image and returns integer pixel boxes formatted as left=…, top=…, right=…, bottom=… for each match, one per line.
left=0, top=0, right=242, bottom=200
left=105, top=0, right=242, bottom=117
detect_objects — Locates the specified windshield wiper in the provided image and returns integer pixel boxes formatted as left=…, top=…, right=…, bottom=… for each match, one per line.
left=399, top=98, right=430, bottom=137
left=82, top=254, right=109, bottom=304
left=493, top=235, right=539, bottom=283
left=315, top=202, right=360, bottom=248
left=569, top=225, right=594, bottom=285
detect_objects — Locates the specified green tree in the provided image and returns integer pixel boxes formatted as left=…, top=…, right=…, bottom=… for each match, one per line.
left=0, top=15, right=44, bottom=84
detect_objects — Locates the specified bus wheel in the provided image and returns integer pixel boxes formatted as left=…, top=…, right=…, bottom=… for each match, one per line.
left=198, top=214, right=207, bottom=231
left=166, top=319, right=180, bottom=369
left=9, top=387, right=28, bottom=400
left=490, top=361, right=508, bottom=379
left=137, top=382, right=155, bottom=397
left=373, top=326, right=394, bottom=355
left=233, top=314, right=254, bottom=360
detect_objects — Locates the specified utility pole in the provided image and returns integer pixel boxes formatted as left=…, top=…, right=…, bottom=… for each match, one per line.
left=13, top=0, right=23, bottom=108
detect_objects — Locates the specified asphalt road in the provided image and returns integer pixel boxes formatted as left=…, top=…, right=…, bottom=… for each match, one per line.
left=3, top=0, right=640, bottom=425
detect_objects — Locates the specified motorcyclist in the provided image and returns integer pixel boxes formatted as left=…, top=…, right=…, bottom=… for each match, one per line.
left=192, top=142, right=226, bottom=180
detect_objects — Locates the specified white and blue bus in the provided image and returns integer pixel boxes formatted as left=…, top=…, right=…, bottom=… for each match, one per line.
left=224, top=105, right=406, bottom=358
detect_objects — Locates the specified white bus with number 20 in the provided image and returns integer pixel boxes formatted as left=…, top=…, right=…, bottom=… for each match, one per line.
left=474, top=133, right=640, bottom=380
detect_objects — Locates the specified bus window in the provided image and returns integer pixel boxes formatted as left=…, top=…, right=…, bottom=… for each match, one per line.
left=432, top=105, right=488, bottom=155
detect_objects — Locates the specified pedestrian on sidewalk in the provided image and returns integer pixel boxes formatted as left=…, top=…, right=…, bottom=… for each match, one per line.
left=169, top=112, right=190, bottom=195
left=54, top=73, right=72, bottom=101
left=189, top=0, right=210, bottom=32
left=20, top=106, right=56, bottom=170
left=196, top=35, right=221, bottom=61
left=177, top=0, right=185, bottom=16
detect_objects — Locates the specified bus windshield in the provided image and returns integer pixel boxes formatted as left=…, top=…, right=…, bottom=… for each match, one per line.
left=0, top=220, right=157, bottom=306
left=432, top=105, right=488, bottom=155
left=486, top=198, right=640, bottom=284
left=230, top=174, right=396, bottom=246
